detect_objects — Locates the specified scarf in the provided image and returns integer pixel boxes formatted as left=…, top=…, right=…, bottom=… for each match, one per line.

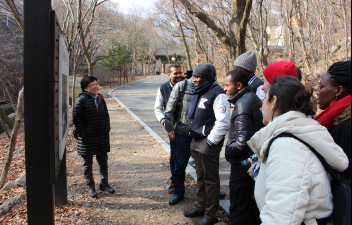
left=188, top=78, right=216, bottom=119
left=89, top=94, right=99, bottom=110
left=315, top=95, right=351, bottom=130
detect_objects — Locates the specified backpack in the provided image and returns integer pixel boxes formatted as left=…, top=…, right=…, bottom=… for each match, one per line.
left=266, top=133, right=351, bottom=225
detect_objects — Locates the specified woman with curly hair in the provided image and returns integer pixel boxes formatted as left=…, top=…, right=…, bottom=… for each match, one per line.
left=316, top=61, right=351, bottom=179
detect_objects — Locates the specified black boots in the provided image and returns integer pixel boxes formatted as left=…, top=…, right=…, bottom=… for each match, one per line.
left=88, top=187, right=97, bottom=198
left=99, top=184, right=115, bottom=194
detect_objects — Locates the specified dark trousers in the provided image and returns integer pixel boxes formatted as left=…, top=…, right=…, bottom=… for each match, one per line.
left=173, top=133, right=192, bottom=197
left=191, top=137, right=224, bottom=220
left=229, top=163, right=261, bottom=225
left=82, top=153, right=108, bottom=188
left=169, top=137, right=177, bottom=182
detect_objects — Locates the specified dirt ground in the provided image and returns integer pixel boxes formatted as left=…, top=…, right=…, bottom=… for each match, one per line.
left=0, top=86, right=230, bottom=224
left=64, top=98, right=202, bottom=225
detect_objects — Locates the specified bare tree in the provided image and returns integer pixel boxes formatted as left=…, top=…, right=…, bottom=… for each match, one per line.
left=0, top=87, right=23, bottom=190
left=77, top=0, right=108, bottom=75
left=178, top=0, right=253, bottom=63
left=341, top=0, right=350, bottom=59
left=0, top=0, right=24, bottom=191
left=247, top=0, right=272, bottom=66
left=4, top=0, right=22, bottom=33
left=172, top=0, right=192, bottom=70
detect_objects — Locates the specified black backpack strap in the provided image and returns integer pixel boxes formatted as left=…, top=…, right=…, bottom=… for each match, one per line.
left=266, top=133, right=341, bottom=184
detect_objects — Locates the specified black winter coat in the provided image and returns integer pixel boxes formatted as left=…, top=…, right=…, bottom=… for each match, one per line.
left=73, top=92, right=110, bottom=155
left=225, top=86, right=263, bottom=163
left=329, top=105, right=351, bottom=179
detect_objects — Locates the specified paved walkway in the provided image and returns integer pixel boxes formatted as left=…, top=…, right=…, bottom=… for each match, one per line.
left=110, top=75, right=231, bottom=208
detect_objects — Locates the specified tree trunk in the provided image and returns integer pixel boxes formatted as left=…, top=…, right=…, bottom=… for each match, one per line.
left=0, top=118, right=10, bottom=139
left=341, top=0, right=349, bottom=59
left=0, top=80, right=16, bottom=112
left=190, top=17, right=209, bottom=63
left=88, top=63, right=94, bottom=76
left=5, top=0, right=23, bottom=33
left=0, top=87, right=24, bottom=190
left=125, top=68, right=129, bottom=83
left=247, top=23, right=269, bottom=66
left=72, top=45, right=81, bottom=107
left=178, top=0, right=252, bottom=62
left=173, top=0, right=192, bottom=70
left=0, top=108, right=14, bottom=129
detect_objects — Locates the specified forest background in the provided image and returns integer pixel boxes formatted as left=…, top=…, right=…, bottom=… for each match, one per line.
left=1, top=0, right=351, bottom=104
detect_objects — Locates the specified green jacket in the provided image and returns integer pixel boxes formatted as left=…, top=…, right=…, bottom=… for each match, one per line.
left=164, top=78, right=195, bottom=136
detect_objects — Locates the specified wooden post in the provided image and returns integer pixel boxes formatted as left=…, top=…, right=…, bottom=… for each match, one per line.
left=24, top=1, right=56, bottom=224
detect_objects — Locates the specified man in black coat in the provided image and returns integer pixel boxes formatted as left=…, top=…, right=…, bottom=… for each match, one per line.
left=73, top=75, right=114, bottom=198
left=224, top=68, right=263, bottom=225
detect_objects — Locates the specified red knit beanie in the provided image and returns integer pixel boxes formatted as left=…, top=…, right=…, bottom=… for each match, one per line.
left=263, top=61, right=298, bottom=84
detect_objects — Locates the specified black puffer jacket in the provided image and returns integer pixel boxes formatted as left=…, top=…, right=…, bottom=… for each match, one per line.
left=329, top=105, right=351, bottom=179
left=73, top=92, right=110, bottom=156
left=225, top=86, right=263, bottom=163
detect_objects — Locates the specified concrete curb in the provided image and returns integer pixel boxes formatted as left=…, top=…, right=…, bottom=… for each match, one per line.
left=109, top=78, right=230, bottom=216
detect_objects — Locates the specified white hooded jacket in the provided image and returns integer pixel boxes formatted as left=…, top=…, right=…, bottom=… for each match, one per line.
left=247, top=111, right=349, bottom=225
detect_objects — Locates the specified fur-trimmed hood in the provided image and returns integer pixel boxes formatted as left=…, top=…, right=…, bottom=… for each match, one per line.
left=335, top=105, right=351, bottom=125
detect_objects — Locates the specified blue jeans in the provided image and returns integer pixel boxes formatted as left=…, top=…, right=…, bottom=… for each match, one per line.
left=170, top=137, right=177, bottom=182
left=173, top=133, right=192, bottom=197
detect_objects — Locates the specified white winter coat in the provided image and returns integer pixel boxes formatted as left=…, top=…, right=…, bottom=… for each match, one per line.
left=247, top=111, right=349, bottom=225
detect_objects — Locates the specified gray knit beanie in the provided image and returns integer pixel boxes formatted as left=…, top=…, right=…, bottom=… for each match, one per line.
left=193, top=63, right=216, bottom=78
left=233, top=51, right=257, bottom=73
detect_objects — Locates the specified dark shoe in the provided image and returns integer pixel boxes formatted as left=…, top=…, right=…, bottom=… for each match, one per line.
left=220, top=191, right=226, bottom=199
left=169, top=196, right=184, bottom=206
left=99, top=184, right=115, bottom=194
left=184, top=209, right=205, bottom=217
left=88, top=187, right=97, bottom=198
left=167, top=183, right=174, bottom=194
left=195, top=218, right=219, bottom=225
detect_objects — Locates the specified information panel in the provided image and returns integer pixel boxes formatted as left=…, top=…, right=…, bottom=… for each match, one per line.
left=58, top=34, right=69, bottom=160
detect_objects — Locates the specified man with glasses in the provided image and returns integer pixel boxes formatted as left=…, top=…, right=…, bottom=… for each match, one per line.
left=154, top=64, right=183, bottom=195
left=73, top=75, right=115, bottom=198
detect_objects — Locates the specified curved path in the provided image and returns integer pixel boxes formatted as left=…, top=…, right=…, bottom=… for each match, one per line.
left=110, top=75, right=231, bottom=213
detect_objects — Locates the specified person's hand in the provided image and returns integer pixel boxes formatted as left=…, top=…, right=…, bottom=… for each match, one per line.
left=168, top=131, right=175, bottom=140
left=247, top=158, right=254, bottom=178
left=80, top=133, right=86, bottom=138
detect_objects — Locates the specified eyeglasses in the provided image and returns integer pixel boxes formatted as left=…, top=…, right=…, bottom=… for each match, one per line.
left=88, top=83, right=99, bottom=87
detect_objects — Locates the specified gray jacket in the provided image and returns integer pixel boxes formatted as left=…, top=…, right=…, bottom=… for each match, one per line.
left=164, top=78, right=195, bottom=136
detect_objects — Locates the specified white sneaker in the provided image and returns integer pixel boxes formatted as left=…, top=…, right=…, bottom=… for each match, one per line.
left=188, top=156, right=194, bottom=164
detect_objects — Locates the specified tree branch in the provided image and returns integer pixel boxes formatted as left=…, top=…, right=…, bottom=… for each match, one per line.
left=178, top=0, right=232, bottom=47
left=4, top=0, right=23, bottom=33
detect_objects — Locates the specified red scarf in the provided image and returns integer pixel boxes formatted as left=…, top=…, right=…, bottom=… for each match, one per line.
left=315, top=95, right=351, bottom=130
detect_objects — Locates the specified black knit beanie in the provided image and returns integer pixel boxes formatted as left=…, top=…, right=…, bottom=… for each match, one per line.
left=193, top=63, right=216, bottom=78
